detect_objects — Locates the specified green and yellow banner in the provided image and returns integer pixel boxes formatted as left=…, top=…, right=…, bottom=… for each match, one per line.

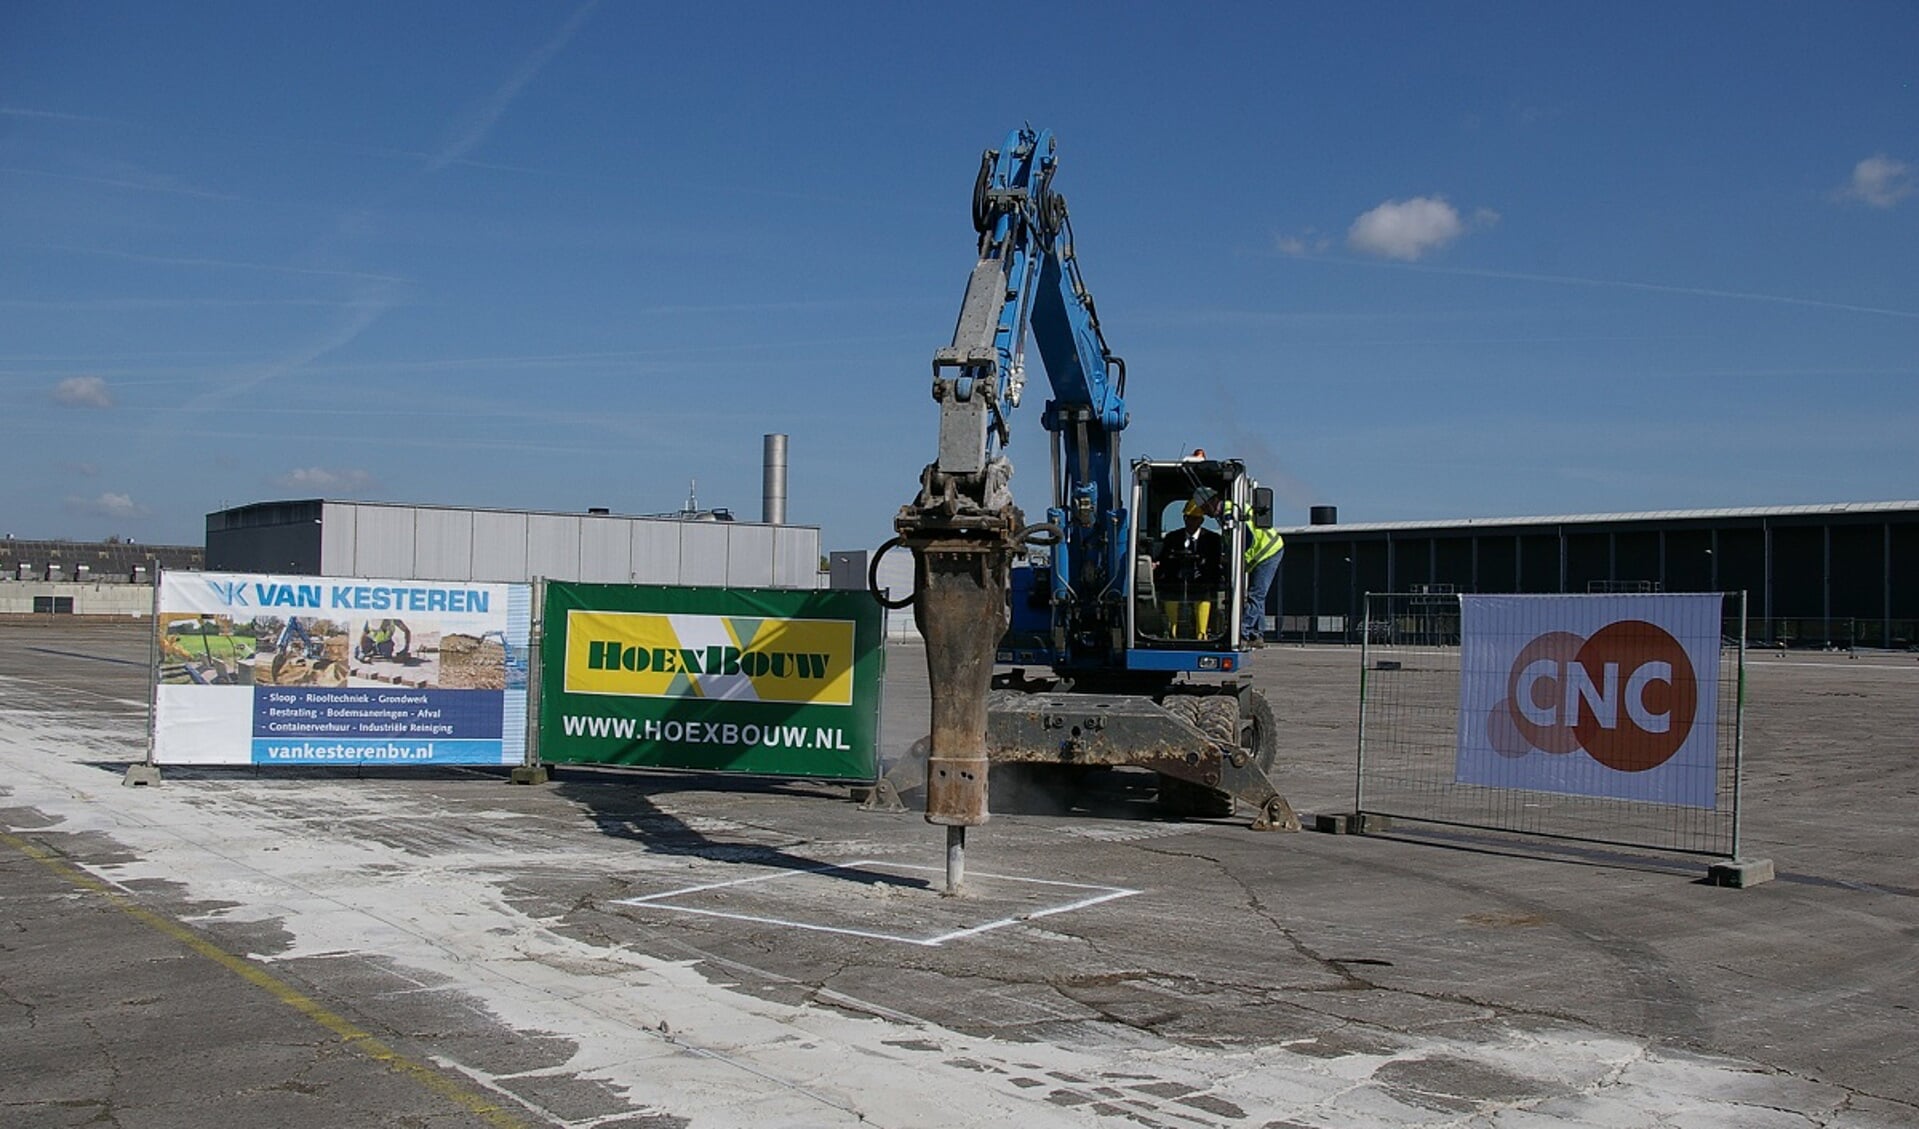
left=539, top=583, right=884, bottom=779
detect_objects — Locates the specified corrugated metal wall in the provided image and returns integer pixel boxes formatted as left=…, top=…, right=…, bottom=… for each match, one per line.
left=771, top=526, right=817, bottom=589
left=309, top=502, right=820, bottom=589
left=473, top=511, right=529, bottom=580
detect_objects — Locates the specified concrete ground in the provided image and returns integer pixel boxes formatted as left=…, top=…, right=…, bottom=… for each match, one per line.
left=1, top=620, right=1915, bottom=1128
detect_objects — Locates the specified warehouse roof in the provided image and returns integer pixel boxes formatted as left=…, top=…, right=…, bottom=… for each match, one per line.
left=0, top=538, right=202, bottom=573
left=1278, top=500, right=1919, bottom=536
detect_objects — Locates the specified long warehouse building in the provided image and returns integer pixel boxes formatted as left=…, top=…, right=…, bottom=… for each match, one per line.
left=1272, top=500, right=1919, bottom=649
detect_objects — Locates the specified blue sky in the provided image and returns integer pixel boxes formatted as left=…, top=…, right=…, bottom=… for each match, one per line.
left=4, top=2, right=1915, bottom=556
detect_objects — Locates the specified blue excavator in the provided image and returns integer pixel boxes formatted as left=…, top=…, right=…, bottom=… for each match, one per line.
left=878, top=126, right=1298, bottom=886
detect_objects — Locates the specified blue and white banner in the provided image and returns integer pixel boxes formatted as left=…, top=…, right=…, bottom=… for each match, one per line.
left=153, top=571, right=531, bottom=767
left=1454, top=594, right=1722, bottom=808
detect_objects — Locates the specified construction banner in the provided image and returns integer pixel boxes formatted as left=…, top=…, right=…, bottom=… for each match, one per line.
left=539, top=583, right=885, bottom=780
left=152, top=571, right=532, bottom=766
left=1454, top=593, right=1723, bottom=808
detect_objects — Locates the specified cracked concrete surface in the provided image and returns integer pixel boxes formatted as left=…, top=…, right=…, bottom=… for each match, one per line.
left=1, top=621, right=1916, bottom=1127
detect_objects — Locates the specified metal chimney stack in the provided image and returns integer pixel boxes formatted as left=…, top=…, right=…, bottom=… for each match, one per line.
left=762, top=433, right=788, bottom=524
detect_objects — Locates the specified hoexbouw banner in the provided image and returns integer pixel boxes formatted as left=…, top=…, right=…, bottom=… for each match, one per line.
left=1455, top=594, right=1722, bottom=808
left=540, top=583, right=885, bottom=780
left=153, top=571, right=531, bottom=766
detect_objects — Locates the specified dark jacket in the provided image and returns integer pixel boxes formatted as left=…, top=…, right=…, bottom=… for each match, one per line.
left=1155, top=524, right=1223, bottom=597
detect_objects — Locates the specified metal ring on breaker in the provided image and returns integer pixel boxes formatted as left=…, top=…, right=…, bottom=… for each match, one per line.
left=868, top=537, right=915, bottom=609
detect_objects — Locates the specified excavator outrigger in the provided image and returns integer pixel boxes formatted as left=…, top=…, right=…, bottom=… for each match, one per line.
left=877, top=127, right=1298, bottom=891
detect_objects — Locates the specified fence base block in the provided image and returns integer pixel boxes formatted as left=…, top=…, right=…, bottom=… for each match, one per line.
left=1313, top=813, right=1354, bottom=834
left=510, top=766, right=549, bottom=786
left=1706, top=857, right=1775, bottom=888
left=122, top=763, right=162, bottom=787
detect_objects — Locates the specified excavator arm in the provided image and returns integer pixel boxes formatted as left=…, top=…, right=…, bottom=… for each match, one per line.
left=890, top=127, right=1133, bottom=883
left=926, top=128, right=1131, bottom=636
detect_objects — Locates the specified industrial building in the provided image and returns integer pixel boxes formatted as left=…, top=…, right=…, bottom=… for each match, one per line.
left=0, top=538, right=203, bottom=615
left=0, top=537, right=201, bottom=583
left=205, top=499, right=821, bottom=589
left=1271, top=501, right=1919, bottom=649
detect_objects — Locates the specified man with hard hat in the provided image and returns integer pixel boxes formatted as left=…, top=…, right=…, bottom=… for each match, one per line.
left=1155, top=487, right=1224, bottom=639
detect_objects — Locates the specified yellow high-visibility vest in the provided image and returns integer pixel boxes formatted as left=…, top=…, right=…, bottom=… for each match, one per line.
left=1224, top=502, right=1285, bottom=566
left=1246, top=525, right=1285, bottom=567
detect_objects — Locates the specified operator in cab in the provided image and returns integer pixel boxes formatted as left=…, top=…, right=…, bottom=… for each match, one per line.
left=1156, top=488, right=1225, bottom=639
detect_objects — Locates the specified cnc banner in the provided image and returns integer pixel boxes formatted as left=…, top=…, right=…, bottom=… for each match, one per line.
left=1455, top=594, right=1722, bottom=808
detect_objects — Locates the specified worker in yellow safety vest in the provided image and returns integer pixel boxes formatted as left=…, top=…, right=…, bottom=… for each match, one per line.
left=358, top=618, right=412, bottom=661
left=1192, top=489, right=1286, bottom=649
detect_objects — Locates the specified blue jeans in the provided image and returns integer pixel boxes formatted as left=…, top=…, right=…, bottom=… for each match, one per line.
left=1241, top=551, right=1282, bottom=640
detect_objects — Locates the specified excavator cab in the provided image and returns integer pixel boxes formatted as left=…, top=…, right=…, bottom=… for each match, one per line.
left=1126, top=457, right=1275, bottom=660
left=1130, top=458, right=1248, bottom=652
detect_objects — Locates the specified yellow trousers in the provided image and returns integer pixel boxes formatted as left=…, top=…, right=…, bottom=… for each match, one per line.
left=1161, top=601, right=1212, bottom=639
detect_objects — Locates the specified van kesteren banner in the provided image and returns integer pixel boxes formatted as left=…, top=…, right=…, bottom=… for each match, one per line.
left=540, top=583, right=885, bottom=780
left=1455, top=594, right=1722, bottom=808
left=153, top=571, right=531, bottom=766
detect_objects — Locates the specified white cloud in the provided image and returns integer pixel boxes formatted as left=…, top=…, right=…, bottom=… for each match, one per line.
left=1347, top=196, right=1489, bottom=261
left=65, top=492, right=142, bottom=518
left=51, top=375, right=114, bottom=408
left=1275, top=228, right=1333, bottom=257
left=1838, top=154, right=1913, bottom=208
left=275, top=466, right=377, bottom=494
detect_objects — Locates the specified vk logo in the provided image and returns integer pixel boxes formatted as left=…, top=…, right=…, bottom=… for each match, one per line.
left=204, top=579, right=250, bottom=607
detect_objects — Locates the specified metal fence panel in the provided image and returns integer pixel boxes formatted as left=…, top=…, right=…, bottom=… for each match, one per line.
left=1356, top=591, right=1744, bottom=858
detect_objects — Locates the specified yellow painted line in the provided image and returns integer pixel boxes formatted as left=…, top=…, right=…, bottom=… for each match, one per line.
left=0, top=828, right=532, bottom=1129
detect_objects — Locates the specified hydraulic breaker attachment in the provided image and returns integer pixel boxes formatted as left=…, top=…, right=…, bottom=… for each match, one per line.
left=912, top=539, right=1016, bottom=827
left=892, top=457, right=1024, bottom=890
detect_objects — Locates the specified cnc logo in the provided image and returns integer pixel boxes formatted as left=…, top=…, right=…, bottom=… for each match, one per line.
left=1484, top=620, right=1698, bottom=772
